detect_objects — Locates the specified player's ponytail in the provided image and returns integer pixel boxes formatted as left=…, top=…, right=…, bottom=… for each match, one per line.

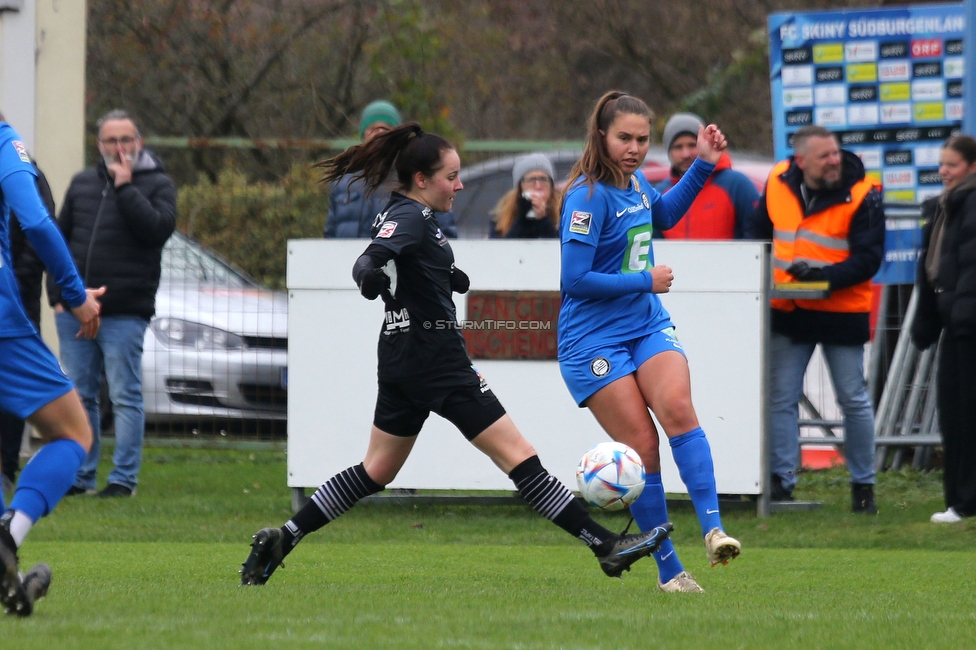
left=317, top=122, right=453, bottom=196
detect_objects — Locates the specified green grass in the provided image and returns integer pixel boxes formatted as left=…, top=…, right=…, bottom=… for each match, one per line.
left=5, top=449, right=976, bottom=649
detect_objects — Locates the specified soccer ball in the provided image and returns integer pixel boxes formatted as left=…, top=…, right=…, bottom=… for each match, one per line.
left=575, top=442, right=646, bottom=510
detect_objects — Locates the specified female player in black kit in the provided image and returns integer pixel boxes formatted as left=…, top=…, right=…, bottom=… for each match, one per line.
left=241, top=123, right=671, bottom=585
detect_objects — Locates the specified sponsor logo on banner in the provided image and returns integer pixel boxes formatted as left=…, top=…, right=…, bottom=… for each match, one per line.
left=813, top=43, right=844, bottom=64
left=895, top=128, right=922, bottom=142
left=880, top=82, right=910, bottom=102
left=880, top=103, right=911, bottom=124
left=867, top=170, right=883, bottom=184
left=845, top=41, right=877, bottom=62
left=786, top=110, right=813, bottom=126
left=883, top=169, right=916, bottom=189
left=840, top=131, right=869, bottom=145
left=945, top=39, right=963, bottom=55
left=884, top=150, right=913, bottom=166
left=947, top=81, right=963, bottom=98
left=782, top=87, right=813, bottom=108
left=814, top=106, right=846, bottom=127
left=880, top=42, right=908, bottom=58
left=846, top=63, right=877, bottom=83
left=911, top=39, right=942, bottom=58
left=814, top=84, right=847, bottom=104
left=912, top=61, right=942, bottom=78
left=885, top=189, right=917, bottom=203
left=847, top=104, right=879, bottom=125
left=783, top=47, right=812, bottom=64
left=914, top=146, right=942, bottom=166
left=944, top=57, right=964, bottom=79
left=917, top=169, right=942, bottom=185
left=855, top=148, right=882, bottom=169
left=848, top=84, right=877, bottom=102
left=878, top=61, right=910, bottom=81
left=911, top=79, right=944, bottom=101
left=569, top=211, right=591, bottom=235
left=815, top=66, right=844, bottom=83
left=782, top=65, right=813, bottom=87
left=946, top=101, right=964, bottom=121
left=376, top=221, right=398, bottom=238
left=917, top=188, right=942, bottom=203
left=913, top=103, right=945, bottom=122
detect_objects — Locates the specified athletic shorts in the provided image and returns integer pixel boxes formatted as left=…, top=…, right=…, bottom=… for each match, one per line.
left=559, top=327, right=686, bottom=407
left=0, top=333, right=74, bottom=419
left=374, top=364, right=507, bottom=440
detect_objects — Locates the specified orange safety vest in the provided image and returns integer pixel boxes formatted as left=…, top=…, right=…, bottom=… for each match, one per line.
left=766, top=160, right=879, bottom=313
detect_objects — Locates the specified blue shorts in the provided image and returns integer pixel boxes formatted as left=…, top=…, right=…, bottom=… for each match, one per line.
left=0, top=333, right=74, bottom=419
left=559, top=327, right=686, bottom=406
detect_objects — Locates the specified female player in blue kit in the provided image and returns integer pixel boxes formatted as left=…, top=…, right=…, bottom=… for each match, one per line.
left=559, top=92, right=741, bottom=593
left=0, top=113, right=104, bottom=616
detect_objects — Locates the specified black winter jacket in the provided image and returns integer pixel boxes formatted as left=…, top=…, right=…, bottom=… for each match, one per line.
left=47, top=150, right=177, bottom=319
left=745, top=149, right=886, bottom=345
left=912, top=181, right=976, bottom=349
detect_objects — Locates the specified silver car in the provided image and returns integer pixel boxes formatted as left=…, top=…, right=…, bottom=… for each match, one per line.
left=141, top=232, right=288, bottom=425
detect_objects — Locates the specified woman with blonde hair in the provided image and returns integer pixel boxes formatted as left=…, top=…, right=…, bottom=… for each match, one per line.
left=491, top=153, right=560, bottom=238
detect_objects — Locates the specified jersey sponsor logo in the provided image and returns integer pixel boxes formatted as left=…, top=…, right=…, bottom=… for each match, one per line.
left=377, top=221, right=398, bottom=238
left=384, top=307, right=410, bottom=332
left=615, top=208, right=627, bottom=218
left=590, top=357, right=611, bottom=377
left=11, top=141, right=30, bottom=163
left=621, top=224, right=652, bottom=273
left=569, top=211, right=591, bottom=234
left=641, top=193, right=650, bottom=210
left=617, top=203, right=645, bottom=218
left=421, top=207, right=432, bottom=218
left=435, top=227, right=448, bottom=245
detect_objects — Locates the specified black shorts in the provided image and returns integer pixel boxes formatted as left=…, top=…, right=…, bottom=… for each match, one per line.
left=374, top=365, right=507, bottom=440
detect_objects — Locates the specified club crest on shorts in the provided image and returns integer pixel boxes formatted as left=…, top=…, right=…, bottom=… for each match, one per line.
left=471, top=365, right=490, bottom=393
left=590, top=357, right=611, bottom=377
left=570, top=211, right=591, bottom=235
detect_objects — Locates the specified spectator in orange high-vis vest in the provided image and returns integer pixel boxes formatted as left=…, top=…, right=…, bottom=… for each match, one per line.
left=744, top=125, right=885, bottom=513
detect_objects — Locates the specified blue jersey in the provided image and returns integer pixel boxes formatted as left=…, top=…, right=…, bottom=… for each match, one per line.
left=558, top=160, right=714, bottom=359
left=0, top=122, right=86, bottom=336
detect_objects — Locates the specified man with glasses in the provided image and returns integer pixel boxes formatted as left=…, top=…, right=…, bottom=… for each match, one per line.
left=48, top=109, right=176, bottom=498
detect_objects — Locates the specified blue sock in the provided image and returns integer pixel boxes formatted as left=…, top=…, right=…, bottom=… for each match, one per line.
left=10, top=439, right=85, bottom=522
left=670, top=427, right=722, bottom=536
left=627, top=472, right=684, bottom=583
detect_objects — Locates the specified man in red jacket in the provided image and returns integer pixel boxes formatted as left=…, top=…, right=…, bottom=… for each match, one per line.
left=654, top=113, right=759, bottom=239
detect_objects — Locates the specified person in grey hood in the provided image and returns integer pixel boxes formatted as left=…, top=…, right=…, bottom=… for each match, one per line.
left=47, top=109, right=176, bottom=498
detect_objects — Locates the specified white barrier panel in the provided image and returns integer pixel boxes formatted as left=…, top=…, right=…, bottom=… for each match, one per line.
left=287, top=239, right=766, bottom=496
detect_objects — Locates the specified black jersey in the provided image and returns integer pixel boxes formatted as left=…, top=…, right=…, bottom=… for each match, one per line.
left=370, top=192, right=469, bottom=381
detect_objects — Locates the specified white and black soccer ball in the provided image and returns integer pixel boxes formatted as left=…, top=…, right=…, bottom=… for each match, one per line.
left=576, top=442, right=646, bottom=510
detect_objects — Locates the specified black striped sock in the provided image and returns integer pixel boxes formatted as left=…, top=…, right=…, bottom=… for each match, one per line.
left=281, top=463, right=383, bottom=551
left=509, top=456, right=614, bottom=549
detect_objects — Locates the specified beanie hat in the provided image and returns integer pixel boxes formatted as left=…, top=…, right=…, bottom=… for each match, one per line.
left=511, top=153, right=555, bottom=188
left=662, top=112, right=704, bottom=151
left=359, top=100, right=402, bottom=140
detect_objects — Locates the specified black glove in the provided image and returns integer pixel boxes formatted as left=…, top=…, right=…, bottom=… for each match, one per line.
left=786, top=261, right=827, bottom=283
left=451, top=267, right=470, bottom=294
left=359, top=268, right=390, bottom=300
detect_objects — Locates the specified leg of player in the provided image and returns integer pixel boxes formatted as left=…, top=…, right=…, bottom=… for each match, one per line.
left=240, top=426, right=413, bottom=586
left=1, top=389, right=91, bottom=616
left=584, top=376, right=700, bottom=591
left=636, top=352, right=740, bottom=567
left=468, top=414, right=671, bottom=578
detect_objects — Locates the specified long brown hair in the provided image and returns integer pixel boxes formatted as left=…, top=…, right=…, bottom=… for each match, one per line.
left=944, top=134, right=976, bottom=166
left=491, top=186, right=562, bottom=236
left=563, top=91, right=654, bottom=201
left=316, top=122, right=453, bottom=195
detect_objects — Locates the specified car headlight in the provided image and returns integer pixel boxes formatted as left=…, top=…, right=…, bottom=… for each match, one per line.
left=152, top=318, right=244, bottom=350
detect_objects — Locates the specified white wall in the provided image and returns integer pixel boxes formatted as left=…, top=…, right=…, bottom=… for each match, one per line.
left=287, top=240, right=767, bottom=497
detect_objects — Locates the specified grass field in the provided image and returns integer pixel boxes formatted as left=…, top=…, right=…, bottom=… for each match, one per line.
left=4, top=447, right=975, bottom=649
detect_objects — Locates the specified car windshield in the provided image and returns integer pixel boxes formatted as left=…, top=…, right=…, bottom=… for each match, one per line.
left=160, top=232, right=253, bottom=288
